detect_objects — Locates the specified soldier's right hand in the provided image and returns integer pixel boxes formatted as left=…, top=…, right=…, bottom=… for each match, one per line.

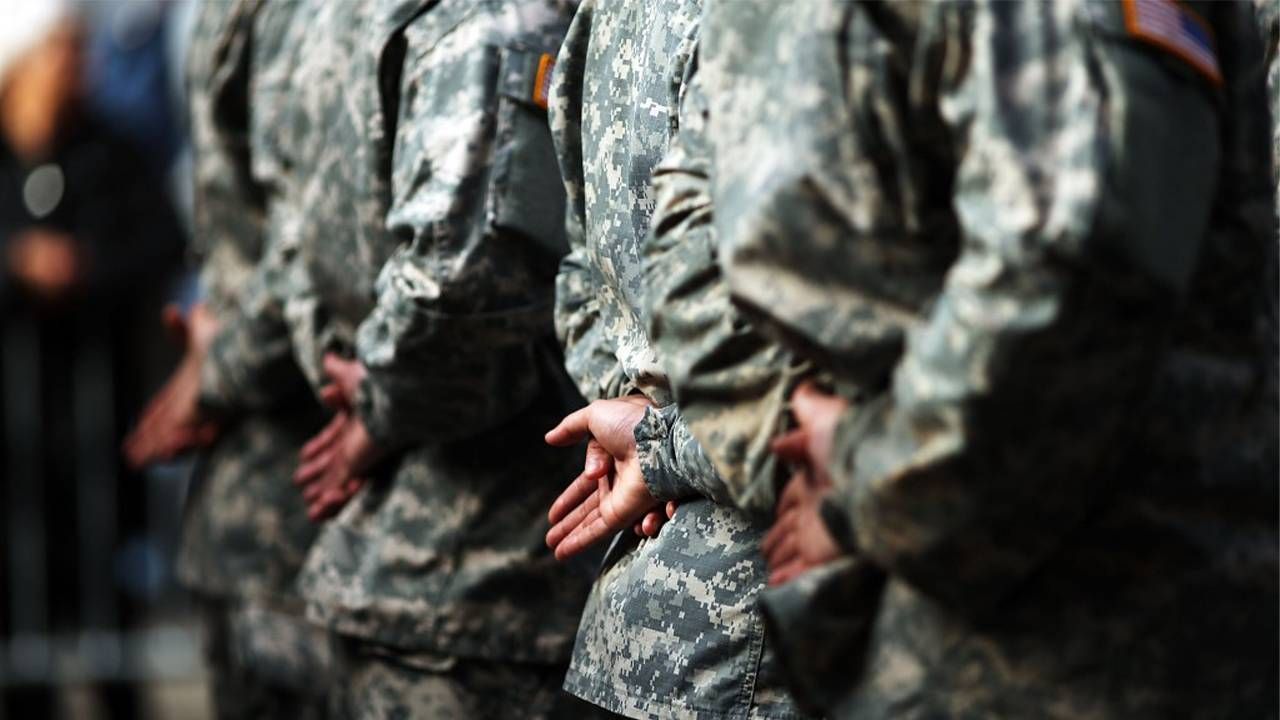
left=122, top=303, right=222, bottom=468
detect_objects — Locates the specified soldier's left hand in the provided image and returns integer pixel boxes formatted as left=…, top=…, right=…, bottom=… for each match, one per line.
left=761, top=381, right=852, bottom=585
left=295, top=407, right=380, bottom=522
left=770, top=381, right=848, bottom=487
left=292, top=355, right=381, bottom=520
left=762, top=470, right=842, bottom=585
left=123, top=303, right=222, bottom=467
left=544, top=396, right=661, bottom=560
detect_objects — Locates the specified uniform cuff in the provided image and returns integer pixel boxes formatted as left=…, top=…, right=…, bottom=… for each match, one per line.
left=633, top=404, right=690, bottom=502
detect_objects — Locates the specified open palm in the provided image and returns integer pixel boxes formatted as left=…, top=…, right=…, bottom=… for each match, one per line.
left=544, top=396, right=659, bottom=560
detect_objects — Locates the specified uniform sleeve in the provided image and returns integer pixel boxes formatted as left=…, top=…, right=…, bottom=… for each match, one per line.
left=631, top=403, right=732, bottom=505
left=549, top=4, right=631, bottom=404
left=354, top=16, right=569, bottom=449
left=642, top=63, right=800, bottom=514
left=821, top=0, right=1227, bottom=614
left=197, top=232, right=310, bottom=416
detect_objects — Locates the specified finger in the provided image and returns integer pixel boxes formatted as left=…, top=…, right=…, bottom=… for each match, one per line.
left=317, top=485, right=351, bottom=518
left=301, top=413, right=347, bottom=461
left=169, top=423, right=220, bottom=454
left=548, top=468, right=603, bottom=525
left=302, top=469, right=339, bottom=502
left=583, top=438, right=613, bottom=477
left=544, top=405, right=594, bottom=446
left=344, top=478, right=364, bottom=497
left=769, top=561, right=808, bottom=587
left=546, top=491, right=600, bottom=549
left=556, top=507, right=613, bottom=561
left=161, top=304, right=188, bottom=347
left=123, top=425, right=154, bottom=466
left=295, top=450, right=335, bottom=487
left=129, top=420, right=177, bottom=466
left=302, top=480, right=327, bottom=504
left=130, top=394, right=174, bottom=441
left=322, top=353, right=360, bottom=396
left=633, top=522, right=644, bottom=536
left=162, top=425, right=207, bottom=453
left=770, top=428, right=809, bottom=463
left=775, top=474, right=809, bottom=516
left=766, top=530, right=801, bottom=569
left=790, top=381, right=844, bottom=429
left=761, top=513, right=794, bottom=556
left=319, top=384, right=347, bottom=411
left=640, top=511, right=664, bottom=537
left=307, top=492, right=338, bottom=522
left=666, top=501, right=678, bottom=520
left=322, top=352, right=350, bottom=380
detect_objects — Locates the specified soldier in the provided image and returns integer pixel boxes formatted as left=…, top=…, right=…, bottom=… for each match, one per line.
left=219, top=0, right=594, bottom=716
left=537, top=1, right=809, bottom=717
left=648, top=0, right=1278, bottom=717
left=1257, top=0, right=1278, bottom=191
left=124, top=1, right=331, bottom=717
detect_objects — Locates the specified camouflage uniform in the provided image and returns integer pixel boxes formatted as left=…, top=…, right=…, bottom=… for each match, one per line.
left=654, top=1, right=1277, bottom=717
left=549, top=2, right=806, bottom=717
left=237, top=0, right=594, bottom=715
left=179, top=1, right=330, bottom=717
left=1257, top=0, right=1279, bottom=189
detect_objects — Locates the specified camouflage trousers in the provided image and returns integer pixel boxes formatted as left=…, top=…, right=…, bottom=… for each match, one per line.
left=199, top=596, right=331, bottom=720
left=329, top=637, right=602, bottom=719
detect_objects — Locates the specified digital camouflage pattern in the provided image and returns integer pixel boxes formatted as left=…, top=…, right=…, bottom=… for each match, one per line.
left=549, top=2, right=805, bottom=717
left=330, top=639, right=569, bottom=720
left=199, top=597, right=329, bottom=720
left=678, top=0, right=1276, bottom=716
left=177, top=0, right=322, bottom=609
left=179, top=1, right=331, bottom=715
left=287, top=0, right=594, bottom=665
left=1257, top=0, right=1279, bottom=193
left=642, top=52, right=811, bottom=521
left=1252, top=0, right=1279, bottom=436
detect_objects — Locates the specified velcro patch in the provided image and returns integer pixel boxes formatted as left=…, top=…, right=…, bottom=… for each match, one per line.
left=532, top=53, right=555, bottom=110
left=1122, top=0, right=1222, bottom=86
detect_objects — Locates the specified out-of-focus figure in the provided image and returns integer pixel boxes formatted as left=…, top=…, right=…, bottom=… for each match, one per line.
left=0, top=2, right=184, bottom=717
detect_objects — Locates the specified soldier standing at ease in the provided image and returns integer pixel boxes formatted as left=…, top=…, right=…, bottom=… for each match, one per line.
left=641, top=1, right=1277, bottom=716
left=538, top=1, right=810, bottom=717
left=125, top=1, right=331, bottom=717
left=214, top=0, right=595, bottom=716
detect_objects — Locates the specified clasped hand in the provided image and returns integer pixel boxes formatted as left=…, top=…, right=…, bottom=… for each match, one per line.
left=544, top=396, right=677, bottom=561
left=123, top=303, right=222, bottom=468
left=762, top=381, right=848, bottom=586
left=293, top=353, right=381, bottom=522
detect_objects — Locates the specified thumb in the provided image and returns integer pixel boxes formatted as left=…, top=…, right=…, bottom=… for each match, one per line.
left=319, top=384, right=347, bottom=411
left=771, top=428, right=809, bottom=463
left=323, top=352, right=351, bottom=380
left=790, top=381, right=844, bottom=430
left=545, top=405, right=594, bottom=447
left=322, top=353, right=362, bottom=397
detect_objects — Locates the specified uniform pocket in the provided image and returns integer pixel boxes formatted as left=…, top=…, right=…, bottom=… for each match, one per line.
left=487, top=46, right=568, bottom=262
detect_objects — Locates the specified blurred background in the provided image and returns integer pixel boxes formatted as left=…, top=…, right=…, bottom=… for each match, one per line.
left=0, top=1, right=208, bottom=717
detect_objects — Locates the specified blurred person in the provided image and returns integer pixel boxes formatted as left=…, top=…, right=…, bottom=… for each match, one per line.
left=236, top=0, right=596, bottom=715
left=630, top=0, right=1276, bottom=717
left=0, top=1, right=184, bottom=718
left=130, top=0, right=594, bottom=716
left=123, top=1, right=331, bottom=718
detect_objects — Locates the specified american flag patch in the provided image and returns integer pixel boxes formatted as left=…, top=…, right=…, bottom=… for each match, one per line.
left=1122, top=0, right=1222, bottom=86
